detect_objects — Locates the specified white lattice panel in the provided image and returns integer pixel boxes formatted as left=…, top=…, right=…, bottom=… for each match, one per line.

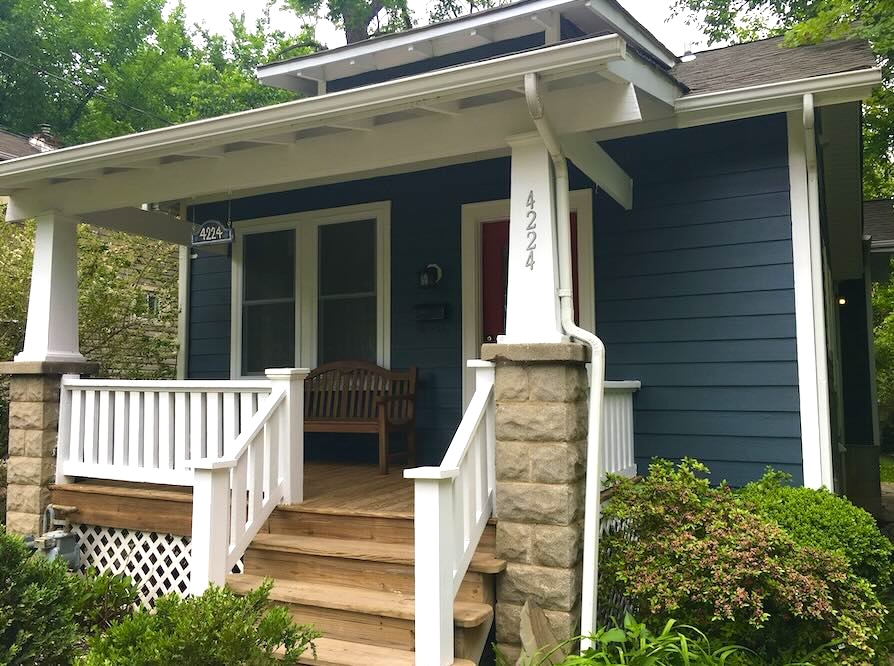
left=71, top=524, right=192, bottom=606
left=70, top=524, right=245, bottom=606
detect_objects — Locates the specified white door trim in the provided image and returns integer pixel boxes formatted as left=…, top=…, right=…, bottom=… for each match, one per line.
left=460, top=188, right=595, bottom=406
left=230, top=201, right=391, bottom=378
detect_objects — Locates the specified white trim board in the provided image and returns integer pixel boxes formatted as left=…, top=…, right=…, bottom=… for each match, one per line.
left=460, top=188, right=595, bottom=406
left=786, top=111, right=833, bottom=489
left=229, top=201, right=391, bottom=378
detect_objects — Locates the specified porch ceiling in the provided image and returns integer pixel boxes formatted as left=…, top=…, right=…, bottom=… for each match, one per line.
left=0, top=34, right=653, bottom=224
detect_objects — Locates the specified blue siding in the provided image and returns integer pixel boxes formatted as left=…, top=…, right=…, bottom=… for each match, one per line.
left=597, top=115, right=802, bottom=485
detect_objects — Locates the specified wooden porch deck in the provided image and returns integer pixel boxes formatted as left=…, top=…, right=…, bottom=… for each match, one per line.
left=50, top=462, right=415, bottom=536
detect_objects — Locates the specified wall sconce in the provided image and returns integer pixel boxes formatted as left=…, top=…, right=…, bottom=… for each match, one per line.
left=418, top=263, right=443, bottom=288
left=838, top=296, right=847, bottom=306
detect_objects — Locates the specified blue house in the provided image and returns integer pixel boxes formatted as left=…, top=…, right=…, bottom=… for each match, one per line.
left=0, top=1, right=882, bottom=663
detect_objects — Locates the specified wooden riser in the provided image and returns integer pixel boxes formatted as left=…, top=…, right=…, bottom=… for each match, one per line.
left=293, top=637, right=476, bottom=666
left=244, top=547, right=495, bottom=605
left=268, top=506, right=496, bottom=551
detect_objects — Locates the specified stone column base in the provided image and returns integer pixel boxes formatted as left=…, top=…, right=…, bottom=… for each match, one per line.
left=481, top=342, right=590, bottom=658
left=1, top=360, right=98, bottom=536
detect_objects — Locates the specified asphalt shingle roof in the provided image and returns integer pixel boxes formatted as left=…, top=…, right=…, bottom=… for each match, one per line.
left=0, top=129, right=41, bottom=161
left=674, top=36, right=878, bottom=96
left=866, top=199, right=894, bottom=244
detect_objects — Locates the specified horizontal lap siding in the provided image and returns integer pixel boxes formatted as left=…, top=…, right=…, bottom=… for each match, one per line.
left=597, top=115, right=802, bottom=486
left=188, top=159, right=520, bottom=464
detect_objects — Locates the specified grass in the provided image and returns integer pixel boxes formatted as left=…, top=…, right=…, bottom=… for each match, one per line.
left=881, top=454, right=894, bottom=483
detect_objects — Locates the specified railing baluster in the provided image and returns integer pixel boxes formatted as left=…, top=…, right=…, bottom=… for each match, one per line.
left=113, top=391, right=127, bottom=466
left=144, top=391, right=157, bottom=470
left=231, top=454, right=248, bottom=542
left=158, top=392, right=173, bottom=471
left=223, top=392, right=236, bottom=452
left=207, top=391, right=221, bottom=458
left=128, top=391, right=141, bottom=468
left=69, top=388, right=83, bottom=465
left=97, top=390, right=111, bottom=466
left=83, top=390, right=97, bottom=466
left=174, top=392, right=188, bottom=468
left=190, top=392, right=205, bottom=461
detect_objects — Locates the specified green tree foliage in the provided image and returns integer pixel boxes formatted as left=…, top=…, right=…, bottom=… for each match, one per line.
left=0, top=0, right=310, bottom=145
left=283, top=0, right=411, bottom=44
left=428, top=0, right=510, bottom=24
left=873, top=258, right=894, bottom=447
left=599, top=459, right=887, bottom=665
left=669, top=0, right=894, bottom=198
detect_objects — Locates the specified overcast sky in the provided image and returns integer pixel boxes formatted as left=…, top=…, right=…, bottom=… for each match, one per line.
left=179, top=0, right=709, bottom=56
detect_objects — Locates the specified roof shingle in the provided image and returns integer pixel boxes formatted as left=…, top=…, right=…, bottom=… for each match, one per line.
left=866, top=199, right=894, bottom=244
left=674, top=36, right=877, bottom=96
left=0, top=129, right=41, bottom=161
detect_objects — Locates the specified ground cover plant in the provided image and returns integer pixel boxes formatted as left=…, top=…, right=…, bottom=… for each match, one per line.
left=597, top=459, right=887, bottom=665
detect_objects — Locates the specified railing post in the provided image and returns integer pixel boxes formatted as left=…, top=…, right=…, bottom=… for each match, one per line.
left=265, top=368, right=309, bottom=504
left=55, top=374, right=77, bottom=484
left=190, top=466, right=230, bottom=596
left=405, top=469, right=458, bottom=666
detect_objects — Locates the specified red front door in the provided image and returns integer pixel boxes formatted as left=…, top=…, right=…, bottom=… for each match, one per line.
left=481, top=214, right=580, bottom=343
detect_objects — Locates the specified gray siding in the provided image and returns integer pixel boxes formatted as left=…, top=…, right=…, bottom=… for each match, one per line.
left=597, top=115, right=803, bottom=485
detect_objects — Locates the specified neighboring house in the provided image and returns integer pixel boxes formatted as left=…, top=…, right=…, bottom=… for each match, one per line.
left=0, top=2, right=884, bottom=664
left=867, top=198, right=894, bottom=282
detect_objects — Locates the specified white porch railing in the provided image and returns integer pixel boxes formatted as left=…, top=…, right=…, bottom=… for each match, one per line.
left=602, top=381, right=641, bottom=479
left=405, top=360, right=496, bottom=666
left=188, top=369, right=307, bottom=595
left=56, top=376, right=274, bottom=486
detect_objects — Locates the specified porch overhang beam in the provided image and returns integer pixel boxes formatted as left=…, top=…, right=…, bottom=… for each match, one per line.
left=80, top=207, right=191, bottom=246
left=5, top=79, right=642, bottom=221
left=561, top=134, right=632, bottom=210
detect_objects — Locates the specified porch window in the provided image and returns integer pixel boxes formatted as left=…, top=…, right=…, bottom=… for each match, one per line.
left=241, top=229, right=296, bottom=374
left=318, top=219, right=376, bottom=364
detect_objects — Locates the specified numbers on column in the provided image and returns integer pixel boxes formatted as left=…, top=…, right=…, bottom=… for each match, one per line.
left=525, top=190, right=536, bottom=270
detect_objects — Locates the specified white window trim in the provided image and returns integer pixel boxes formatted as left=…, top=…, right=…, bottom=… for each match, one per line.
left=460, top=188, right=595, bottom=406
left=230, top=201, right=391, bottom=378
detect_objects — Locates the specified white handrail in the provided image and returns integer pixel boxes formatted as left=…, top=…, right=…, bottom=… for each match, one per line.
left=188, top=368, right=307, bottom=595
left=405, top=360, right=495, bottom=666
left=56, top=375, right=274, bottom=486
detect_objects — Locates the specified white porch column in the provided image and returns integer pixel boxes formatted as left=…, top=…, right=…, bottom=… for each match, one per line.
left=15, top=212, right=86, bottom=364
left=501, top=133, right=566, bottom=344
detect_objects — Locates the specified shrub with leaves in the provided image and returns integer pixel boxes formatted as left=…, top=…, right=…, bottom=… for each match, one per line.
left=0, top=526, right=83, bottom=664
left=72, top=567, right=139, bottom=636
left=738, top=469, right=894, bottom=590
left=598, top=459, right=886, bottom=665
left=84, top=580, right=319, bottom=665
left=505, top=614, right=753, bottom=666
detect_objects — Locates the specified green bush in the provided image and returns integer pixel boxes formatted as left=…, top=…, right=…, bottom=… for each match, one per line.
left=598, top=459, right=886, bottom=665
left=504, top=615, right=753, bottom=666
left=84, top=580, right=319, bottom=665
left=0, top=526, right=84, bottom=664
left=738, top=469, right=894, bottom=590
left=73, top=567, right=139, bottom=635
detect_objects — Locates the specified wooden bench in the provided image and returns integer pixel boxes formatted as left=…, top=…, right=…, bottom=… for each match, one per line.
left=304, top=361, right=417, bottom=475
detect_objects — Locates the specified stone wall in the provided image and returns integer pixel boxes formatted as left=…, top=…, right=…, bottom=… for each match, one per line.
left=482, top=342, right=589, bottom=661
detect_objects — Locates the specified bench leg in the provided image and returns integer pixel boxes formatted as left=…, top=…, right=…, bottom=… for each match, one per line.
left=407, top=429, right=417, bottom=467
left=378, top=421, right=389, bottom=475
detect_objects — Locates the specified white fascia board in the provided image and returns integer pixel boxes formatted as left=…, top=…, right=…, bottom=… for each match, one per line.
left=258, top=0, right=584, bottom=85
left=676, top=68, right=882, bottom=117
left=0, top=34, right=626, bottom=191
left=584, top=0, right=677, bottom=68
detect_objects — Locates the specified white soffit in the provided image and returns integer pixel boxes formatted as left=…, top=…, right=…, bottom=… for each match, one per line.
left=257, top=0, right=676, bottom=93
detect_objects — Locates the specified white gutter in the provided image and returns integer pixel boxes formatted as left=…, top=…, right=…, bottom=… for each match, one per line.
left=803, top=92, right=835, bottom=489
left=0, top=34, right=627, bottom=189
left=676, top=68, right=882, bottom=113
left=524, top=71, right=607, bottom=648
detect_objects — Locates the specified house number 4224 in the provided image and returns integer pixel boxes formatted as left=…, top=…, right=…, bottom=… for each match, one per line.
left=525, top=190, right=536, bottom=270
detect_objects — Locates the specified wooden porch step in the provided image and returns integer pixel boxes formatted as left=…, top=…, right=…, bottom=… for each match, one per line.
left=227, top=574, right=492, bottom=628
left=292, top=637, right=475, bottom=666
left=267, top=504, right=497, bottom=550
left=249, top=533, right=506, bottom=574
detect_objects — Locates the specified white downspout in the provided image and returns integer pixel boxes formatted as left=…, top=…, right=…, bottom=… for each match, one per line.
left=803, top=93, right=834, bottom=489
left=524, top=71, right=607, bottom=648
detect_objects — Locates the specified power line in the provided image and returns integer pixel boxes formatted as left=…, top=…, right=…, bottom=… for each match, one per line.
left=0, top=48, right=173, bottom=127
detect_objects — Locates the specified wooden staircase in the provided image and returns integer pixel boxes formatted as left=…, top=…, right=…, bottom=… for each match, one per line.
left=226, top=502, right=505, bottom=665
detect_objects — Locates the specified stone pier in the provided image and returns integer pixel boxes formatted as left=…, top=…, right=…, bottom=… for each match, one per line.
left=1, top=361, right=97, bottom=536
left=481, top=342, right=589, bottom=661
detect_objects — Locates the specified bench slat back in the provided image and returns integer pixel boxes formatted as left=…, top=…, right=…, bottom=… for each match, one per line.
left=304, top=361, right=417, bottom=421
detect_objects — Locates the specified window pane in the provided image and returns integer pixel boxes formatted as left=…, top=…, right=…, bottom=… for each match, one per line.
left=242, top=302, right=295, bottom=374
left=244, top=230, right=295, bottom=301
left=319, top=220, right=375, bottom=296
left=318, top=296, right=376, bottom=364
